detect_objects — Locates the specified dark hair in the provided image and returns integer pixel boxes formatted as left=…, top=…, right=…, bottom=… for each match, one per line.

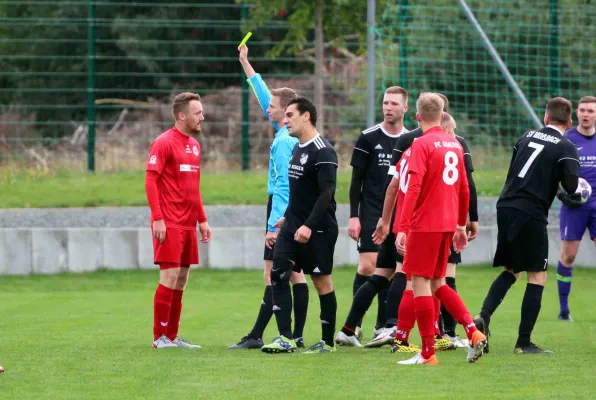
left=546, top=97, right=572, bottom=125
left=287, top=96, right=318, bottom=126
left=436, top=93, right=449, bottom=112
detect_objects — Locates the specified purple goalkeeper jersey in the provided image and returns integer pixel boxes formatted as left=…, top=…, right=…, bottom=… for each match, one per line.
left=565, top=127, right=596, bottom=209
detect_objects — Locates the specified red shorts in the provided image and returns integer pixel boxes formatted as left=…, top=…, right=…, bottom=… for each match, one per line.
left=402, top=232, right=453, bottom=279
left=152, top=227, right=199, bottom=269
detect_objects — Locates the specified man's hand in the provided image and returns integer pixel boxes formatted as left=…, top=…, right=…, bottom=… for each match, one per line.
left=557, top=189, right=584, bottom=209
left=347, top=217, right=361, bottom=242
left=273, top=217, right=285, bottom=233
left=153, top=219, right=166, bottom=244
left=265, top=230, right=278, bottom=249
left=294, top=225, right=312, bottom=244
left=395, top=232, right=407, bottom=256
left=199, top=221, right=212, bottom=243
left=466, top=221, right=479, bottom=241
left=372, top=217, right=390, bottom=245
left=238, top=44, right=248, bottom=63
left=452, top=229, right=468, bottom=253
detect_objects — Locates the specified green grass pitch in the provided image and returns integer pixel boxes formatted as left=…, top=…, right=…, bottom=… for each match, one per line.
left=1, top=266, right=595, bottom=399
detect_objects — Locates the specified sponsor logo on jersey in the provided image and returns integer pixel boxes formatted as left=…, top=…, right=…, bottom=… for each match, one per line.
left=375, top=144, right=383, bottom=150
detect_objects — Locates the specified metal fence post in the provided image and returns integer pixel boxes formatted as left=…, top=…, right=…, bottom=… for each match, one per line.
left=549, top=0, right=560, bottom=95
left=87, top=0, right=97, bottom=172
left=241, top=4, right=250, bottom=171
left=398, top=0, right=408, bottom=90
left=366, top=0, right=375, bottom=127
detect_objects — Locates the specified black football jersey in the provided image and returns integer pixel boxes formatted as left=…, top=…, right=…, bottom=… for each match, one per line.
left=350, top=124, right=406, bottom=219
left=497, top=126, right=580, bottom=223
left=285, top=134, right=338, bottom=233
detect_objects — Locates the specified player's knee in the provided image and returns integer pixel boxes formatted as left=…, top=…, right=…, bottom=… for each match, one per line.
left=430, top=278, right=446, bottom=294
left=560, top=253, right=576, bottom=266
left=264, top=261, right=273, bottom=286
left=290, top=270, right=307, bottom=284
left=370, top=274, right=390, bottom=292
left=159, top=267, right=179, bottom=288
left=270, top=259, right=292, bottom=285
left=528, top=271, right=547, bottom=286
left=357, top=254, right=376, bottom=276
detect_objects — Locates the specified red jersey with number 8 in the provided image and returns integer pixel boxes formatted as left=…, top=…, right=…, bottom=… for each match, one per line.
left=399, top=126, right=469, bottom=233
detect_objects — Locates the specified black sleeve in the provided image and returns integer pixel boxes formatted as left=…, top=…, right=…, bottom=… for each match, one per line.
left=350, top=134, right=370, bottom=168
left=457, top=136, right=478, bottom=221
left=304, top=148, right=338, bottom=230
left=558, top=141, right=580, bottom=194
left=561, top=175, right=579, bottom=194
left=467, top=168, right=478, bottom=221
left=349, top=165, right=365, bottom=218
left=390, top=134, right=411, bottom=168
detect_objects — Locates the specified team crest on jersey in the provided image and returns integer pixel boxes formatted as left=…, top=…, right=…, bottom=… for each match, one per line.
left=300, top=153, right=308, bottom=165
left=193, top=146, right=199, bottom=156
left=148, top=155, right=157, bottom=164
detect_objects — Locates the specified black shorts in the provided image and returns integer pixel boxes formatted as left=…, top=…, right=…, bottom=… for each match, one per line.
left=377, top=232, right=399, bottom=269
left=263, top=195, right=275, bottom=261
left=357, top=218, right=379, bottom=253
left=493, top=207, right=548, bottom=273
left=273, top=226, right=338, bottom=276
left=448, top=246, right=461, bottom=264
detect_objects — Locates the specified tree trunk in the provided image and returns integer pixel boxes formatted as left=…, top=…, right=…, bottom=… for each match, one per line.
left=314, top=0, right=324, bottom=134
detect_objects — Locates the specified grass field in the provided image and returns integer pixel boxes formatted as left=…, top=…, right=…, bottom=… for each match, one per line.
left=1, top=266, right=595, bottom=399
left=0, top=169, right=507, bottom=208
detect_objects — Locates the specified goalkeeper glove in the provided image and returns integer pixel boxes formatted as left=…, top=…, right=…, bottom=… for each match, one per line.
left=557, top=189, right=583, bottom=209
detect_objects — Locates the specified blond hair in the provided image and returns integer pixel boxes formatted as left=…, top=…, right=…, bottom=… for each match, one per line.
left=172, top=92, right=201, bottom=119
left=416, top=92, right=444, bottom=122
left=270, top=87, right=298, bottom=108
left=385, top=86, right=408, bottom=101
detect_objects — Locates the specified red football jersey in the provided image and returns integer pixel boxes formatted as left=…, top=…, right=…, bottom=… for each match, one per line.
left=146, top=127, right=206, bottom=230
left=391, top=148, right=412, bottom=235
left=398, top=126, right=469, bottom=233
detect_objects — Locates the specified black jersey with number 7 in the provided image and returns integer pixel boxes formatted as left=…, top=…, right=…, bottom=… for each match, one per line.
left=497, top=126, right=580, bottom=223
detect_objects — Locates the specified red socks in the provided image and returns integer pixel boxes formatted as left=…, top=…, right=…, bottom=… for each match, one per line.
left=153, top=284, right=174, bottom=341
left=167, top=289, right=184, bottom=341
left=396, top=289, right=415, bottom=342
left=414, top=295, right=435, bottom=359
left=435, top=284, right=477, bottom=340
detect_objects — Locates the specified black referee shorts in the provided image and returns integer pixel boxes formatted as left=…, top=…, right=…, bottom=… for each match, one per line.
left=357, top=218, right=380, bottom=253
left=263, top=195, right=275, bottom=261
left=273, top=226, right=338, bottom=276
left=377, top=232, right=399, bottom=269
left=493, top=207, right=548, bottom=273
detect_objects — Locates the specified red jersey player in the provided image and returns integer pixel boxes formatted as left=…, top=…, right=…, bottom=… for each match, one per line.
left=145, top=92, right=212, bottom=349
left=395, top=93, right=486, bottom=365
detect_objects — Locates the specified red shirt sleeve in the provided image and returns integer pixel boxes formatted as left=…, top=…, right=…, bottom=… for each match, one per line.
left=196, top=143, right=207, bottom=224
left=146, top=138, right=168, bottom=174
left=457, top=153, right=470, bottom=227
left=145, top=171, right=163, bottom=221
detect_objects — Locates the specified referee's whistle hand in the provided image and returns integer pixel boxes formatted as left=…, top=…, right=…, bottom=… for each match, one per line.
left=153, top=220, right=166, bottom=244
left=347, top=217, right=361, bottom=241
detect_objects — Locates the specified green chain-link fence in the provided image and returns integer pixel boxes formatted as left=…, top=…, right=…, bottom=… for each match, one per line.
left=0, top=0, right=594, bottom=174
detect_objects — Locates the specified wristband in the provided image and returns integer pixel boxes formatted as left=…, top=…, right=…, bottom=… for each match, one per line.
left=456, top=225, right=466, bottom=231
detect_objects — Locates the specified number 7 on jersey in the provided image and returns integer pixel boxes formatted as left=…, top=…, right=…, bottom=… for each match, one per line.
left=518, top=142, right=545, bottom=178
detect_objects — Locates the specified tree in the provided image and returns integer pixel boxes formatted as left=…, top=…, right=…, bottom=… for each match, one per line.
left=239, top=0, right=379, bottom=133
